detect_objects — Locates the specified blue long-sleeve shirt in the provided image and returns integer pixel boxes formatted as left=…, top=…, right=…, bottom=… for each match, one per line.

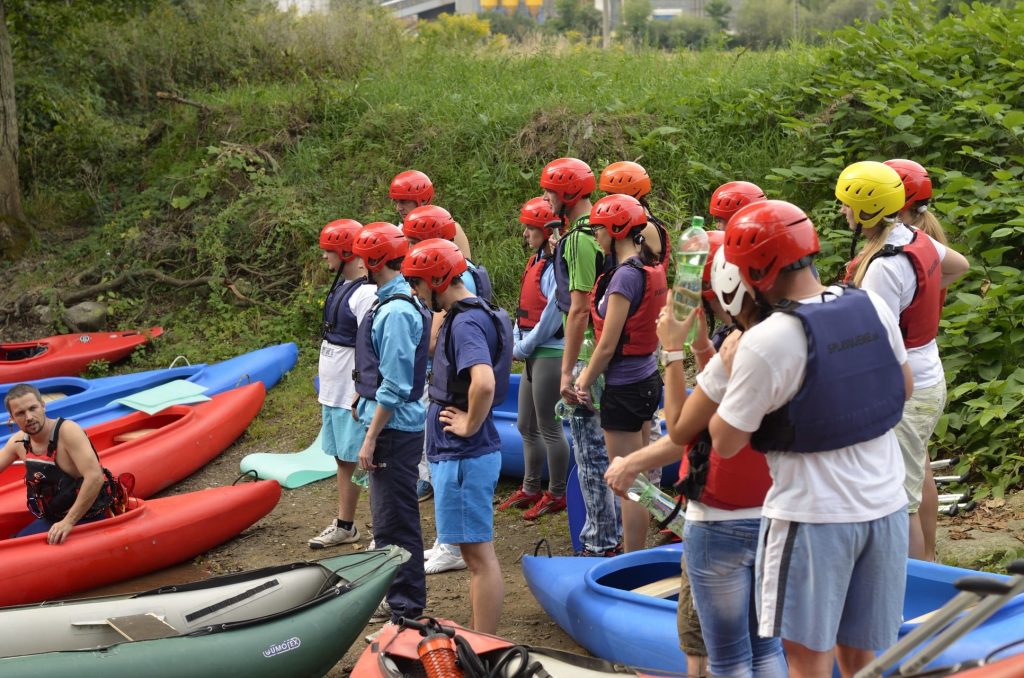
left=356, top=275, right=426, bottom=432
left=513, top=264, right=564, bottom=359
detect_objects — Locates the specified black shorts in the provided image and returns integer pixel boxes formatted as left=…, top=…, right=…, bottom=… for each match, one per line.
left=599, top=370, right=663, bottom=432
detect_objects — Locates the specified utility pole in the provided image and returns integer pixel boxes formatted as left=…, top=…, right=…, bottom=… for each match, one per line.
left=793, top=0, right=799, bottom=41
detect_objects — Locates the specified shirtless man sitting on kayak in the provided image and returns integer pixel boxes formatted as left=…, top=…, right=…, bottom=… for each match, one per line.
left=1, top=384, right=121, bottom=544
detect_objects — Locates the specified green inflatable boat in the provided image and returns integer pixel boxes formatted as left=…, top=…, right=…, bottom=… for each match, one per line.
left=0, top=546, right=408, bottom=677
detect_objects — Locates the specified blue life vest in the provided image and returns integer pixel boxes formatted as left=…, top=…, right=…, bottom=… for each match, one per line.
left=352, top=293, right=430, bottom=402
left=466, top=260, right=494, bottom=304
left=554, top=218, right=604, bottom=314
left=322, top=276, right=367, bottom=347
left=751, top=288, right=905, bottom=454
left=428, top=298, right=513, bottom=411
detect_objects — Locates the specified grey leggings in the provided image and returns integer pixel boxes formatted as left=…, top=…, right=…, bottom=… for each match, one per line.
left=517, top=356, right=571, bottom=496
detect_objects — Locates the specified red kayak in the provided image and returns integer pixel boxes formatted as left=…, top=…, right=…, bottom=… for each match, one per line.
left=0, top=328, right=163, bottom=383
left=0, top=382, right=266, bottom=508
left=353, top=617, right=683, bottom=677
left=0, top=480, right=281, bottom=606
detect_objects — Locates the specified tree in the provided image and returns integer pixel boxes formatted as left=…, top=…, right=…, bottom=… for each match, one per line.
left=705, top=0, right=731, bottom=30
left=0, top=0, right=28, bottom=260
left=621, top=0, right=652, bottom=45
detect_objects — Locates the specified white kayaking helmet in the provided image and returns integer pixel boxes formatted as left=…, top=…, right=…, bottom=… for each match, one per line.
left=710, top=247, right=750, bottom=318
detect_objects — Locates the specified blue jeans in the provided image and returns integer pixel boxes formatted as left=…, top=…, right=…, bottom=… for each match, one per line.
left=369, top=428, right=426, bottom=622
left=685, top=518, right=786, bottom=678
left=568, top=411, right=620, bottom=552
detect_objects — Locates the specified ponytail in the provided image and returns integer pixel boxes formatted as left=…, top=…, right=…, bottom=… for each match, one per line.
left=903, top=204, right=948, bottom=246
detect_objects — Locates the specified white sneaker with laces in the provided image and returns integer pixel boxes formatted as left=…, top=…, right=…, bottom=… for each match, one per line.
left=369, top=599, right=392, bottom=623
left=308, top=522, right=359, bottom=549
left=424, top=543, right=467, bottom=575
left=423, top=538, right=440, bottom=560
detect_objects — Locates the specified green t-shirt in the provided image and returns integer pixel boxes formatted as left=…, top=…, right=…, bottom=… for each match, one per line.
left=562, top=215, right=604, bottom=297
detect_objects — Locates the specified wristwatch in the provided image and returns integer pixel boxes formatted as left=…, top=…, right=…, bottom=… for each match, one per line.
left=660, top=349, right=686, bottom=367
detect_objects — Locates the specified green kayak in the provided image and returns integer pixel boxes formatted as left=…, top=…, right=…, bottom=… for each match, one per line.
left=0, top=546, right=408, bottom=677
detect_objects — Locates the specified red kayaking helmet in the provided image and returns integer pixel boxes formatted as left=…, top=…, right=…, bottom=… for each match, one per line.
left=590, top=194, right=647, bottom=240
left=724, top=200, right=819, bottom=294
left=884, top=159, right=932, bottom=211
left=519, top=197, right=558, bottom=237
left=702, top=229, right=726, bottom=302
left=709, top=181, right=767, bottom=223
left=539, top=158, right=596, bottom=208
left=389, top=170, right=434, bottom=205
left=401, top=238, right=467, bottom=293
left=319, top=219, right=363, bottom=261
left=403, top=205, right=457, bottom=242
left=599, top=161, right=652, bottom=199
left=352, top=222, right=409, bottom=273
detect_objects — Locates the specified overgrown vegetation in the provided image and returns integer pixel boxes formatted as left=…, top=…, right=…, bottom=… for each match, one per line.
left=3, top=0, right=1022, bottom=493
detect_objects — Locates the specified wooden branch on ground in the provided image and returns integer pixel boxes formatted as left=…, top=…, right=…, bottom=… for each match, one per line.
left=0, top=269, right=280, bottom=319
left=156, top=91, right=211, bottom=113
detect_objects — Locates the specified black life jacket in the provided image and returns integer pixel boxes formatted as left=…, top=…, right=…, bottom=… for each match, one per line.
left=22, top=419, right=127, bottom=523
left=428, top=298, right=513, bottom=411
left=322, top=275, right=367, bottom=347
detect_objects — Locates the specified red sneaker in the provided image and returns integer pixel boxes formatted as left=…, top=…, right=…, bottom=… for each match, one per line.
left=497, top=487, right=542, bottom=511
left=523, top=491, right=567, bottom=521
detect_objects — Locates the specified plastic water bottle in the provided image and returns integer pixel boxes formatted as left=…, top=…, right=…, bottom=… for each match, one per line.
left=627, top=474, right=685, bottom=537
left=673, top=217, right=710, bottom=345
left=351, top=467, right=369, bottom=489
left=578, top=328, right=604, bottom=411
left=554, top=398, right=575, bottom=421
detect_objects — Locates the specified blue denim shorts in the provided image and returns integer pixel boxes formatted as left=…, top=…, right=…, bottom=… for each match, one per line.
left=430, top=451, right=501, bottom=544
left=756, top=509, right=909, bottom=652
left=321, top=404, right=364, bottom=463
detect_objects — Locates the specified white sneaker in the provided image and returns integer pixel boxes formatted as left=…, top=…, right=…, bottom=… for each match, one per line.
left=424, top=544, right=467, bottom=575
left=365, top=621, right=395, bottom=644
left=369, top=599, right=392, bottom=623
left=424, top=538, right=440, bottom=560
left=308, top=522, right=360, bottom=549
left=368, top=538, right=376, bottom=550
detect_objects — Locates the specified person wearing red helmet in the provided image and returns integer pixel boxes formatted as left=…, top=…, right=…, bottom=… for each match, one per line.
left=575, top=194, right=667, bottom=553
left=498, top=198, right=570, bottom=520
left=841, top=161, right=969, bottom=562
left=402, top=205, right=493, bottom=303
left=599, top=160, right=673, bottom=258
left=308, top=219, right=378, bottom=550
left=401, top=204, right=493, bottom=573
left=402, top=238, right=513, bottom=634
left=541, top=156, right=622, bottom=557
left=351, top=222, right=432, bottom=629
left=707, top=200, right=913, bottom=676
left=606, top=246, right=784, bottom=678
left=708, top=181, right=767, bottom=228
left=389, top=169, right=473, bottom=259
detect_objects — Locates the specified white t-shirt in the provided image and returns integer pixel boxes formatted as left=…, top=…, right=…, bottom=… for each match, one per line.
left=687, top=354, right=763, bottom=522
left=318, top=283, right=377, bottom=409
left=860, top=222, right=947, bottom=390
left=716, top=286, right=909, bottom=524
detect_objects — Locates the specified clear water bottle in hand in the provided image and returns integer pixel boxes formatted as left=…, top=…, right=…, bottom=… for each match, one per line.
left=673, top=217, right=710, bottom=346
left=351, top=467, right=369, bottom=489
left=627, top=473, right=685, bottom=537
left=578, top=328, right=603, bottom=411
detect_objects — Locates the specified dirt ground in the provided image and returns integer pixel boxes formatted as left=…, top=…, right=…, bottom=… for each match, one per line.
left=159, top=423, right=614, bottom=676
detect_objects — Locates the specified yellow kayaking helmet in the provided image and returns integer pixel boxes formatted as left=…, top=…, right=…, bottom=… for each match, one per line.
left=835, top=161, right=906, bottom=230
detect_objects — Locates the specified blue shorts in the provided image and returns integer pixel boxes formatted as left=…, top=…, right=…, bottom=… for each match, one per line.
left=755, top=509, right=908, bottom=652
left=430, top=451, right=501, bottom=544
left=321, top=405, right=365, bottom=463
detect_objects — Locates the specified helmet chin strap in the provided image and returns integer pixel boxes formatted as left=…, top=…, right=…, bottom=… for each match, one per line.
left=849, top=224, right=863, bottom=261
left=430, top=289, right=442, bottom=313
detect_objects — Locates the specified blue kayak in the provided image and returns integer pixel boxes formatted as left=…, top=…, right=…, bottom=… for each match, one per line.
left=1, top=343, right=298, bottom=445
left=522, top=543, right=1024, bottom=674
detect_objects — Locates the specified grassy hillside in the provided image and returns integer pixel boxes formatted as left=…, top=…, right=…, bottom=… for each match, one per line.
left=4, top=0, right=1023, bottom=494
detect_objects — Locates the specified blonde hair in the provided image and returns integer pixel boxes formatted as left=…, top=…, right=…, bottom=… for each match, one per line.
left=850, top=217, right=899, bottom=287
left=902, top=207, right=948, bottom=247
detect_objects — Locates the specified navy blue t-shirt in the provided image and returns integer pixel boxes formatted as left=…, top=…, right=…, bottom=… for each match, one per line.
left=426, top=307, right=502, bottom=462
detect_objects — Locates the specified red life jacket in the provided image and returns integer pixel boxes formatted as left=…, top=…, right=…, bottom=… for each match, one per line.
left=590, top=258, right=667, bottom=356
left=867, top=229, right=942, bottom=349
left=677, top=437, right=772, bottom=511
left=516, top=249, right=550, bottom=332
